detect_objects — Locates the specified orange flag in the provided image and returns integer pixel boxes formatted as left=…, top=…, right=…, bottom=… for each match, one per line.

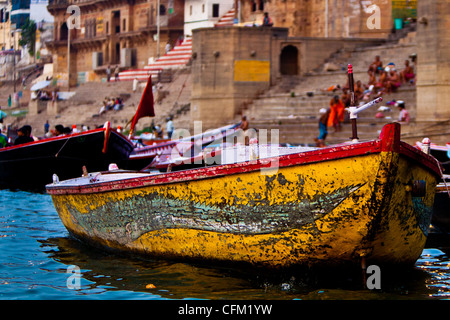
left=129, top=76, right=155, bottom=135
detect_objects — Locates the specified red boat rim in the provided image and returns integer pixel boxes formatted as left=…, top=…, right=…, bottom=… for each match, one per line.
left=47, top=123, right=442, bottom=195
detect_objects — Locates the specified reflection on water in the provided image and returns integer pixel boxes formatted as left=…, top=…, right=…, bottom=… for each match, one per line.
left=40, top=237, right=267, bottom=300
left=416, top=248, right=450, bottom=298
left=40, top=234, right=450, bottom=300
left=1, top=190, right=450, bottom=300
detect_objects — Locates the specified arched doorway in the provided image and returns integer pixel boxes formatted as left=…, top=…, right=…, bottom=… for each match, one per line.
left=60, top=22, right=68, bottom=41
left=280, top=45, right=299, bottom=75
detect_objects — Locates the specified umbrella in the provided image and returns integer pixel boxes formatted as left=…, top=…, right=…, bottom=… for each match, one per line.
left=30, top=80, right=51, bottom=91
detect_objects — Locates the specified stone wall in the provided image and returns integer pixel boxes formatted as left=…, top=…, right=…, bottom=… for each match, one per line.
left=28, top=99, right=48, bottom=116
left=240, top=0, right=392, bottom=39
left=285, top=37, right=385, bottom=75
left=416, top=0, right=450, bottom=121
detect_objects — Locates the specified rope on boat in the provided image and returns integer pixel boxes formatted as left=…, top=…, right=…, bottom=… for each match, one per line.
left=55, top=135, right=72, bottom=158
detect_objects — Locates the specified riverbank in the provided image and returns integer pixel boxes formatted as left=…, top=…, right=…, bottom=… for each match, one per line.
left=1, top=68, right=193, bottom=138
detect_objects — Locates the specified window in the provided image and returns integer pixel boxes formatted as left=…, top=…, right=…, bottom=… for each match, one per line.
left=212, top=4, right=219, bottom=18
left=160, top=5, right=166, bottom=15
left=60, top=22, right=68, bottom=40
left=122, top=19, right=126, bottom=32
left=190, top=5, right=192, bottom=15
left=202, top=4, right=205, bottom=13
left=252, top=1, right=264, bottom=12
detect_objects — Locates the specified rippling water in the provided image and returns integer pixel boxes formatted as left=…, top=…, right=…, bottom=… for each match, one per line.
left=1, top=189, right=449, bottom=301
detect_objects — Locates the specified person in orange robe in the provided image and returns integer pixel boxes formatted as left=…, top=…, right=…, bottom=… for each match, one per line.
left=327, top=95, right=345, bottom=132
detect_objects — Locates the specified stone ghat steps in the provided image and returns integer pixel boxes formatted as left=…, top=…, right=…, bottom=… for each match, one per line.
left=332, top=42, right=417, bottom=73
left=246, top=87, right=416, bottom=119
left=246, top=121, right=392, bottom=145
left=240, top=37, right=418, bottom=145
left=11, top=69, right=192, bottom=137
left=215, top=7, right=236, bottom=27
left=113, top=38, right=192, bottom=82
left=272, top=42, right=417, bottom=95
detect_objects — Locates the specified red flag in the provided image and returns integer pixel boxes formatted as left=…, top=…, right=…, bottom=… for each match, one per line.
left=129, top=76, right=155, bottom=135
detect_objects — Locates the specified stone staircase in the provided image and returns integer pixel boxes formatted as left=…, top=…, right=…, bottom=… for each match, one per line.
left=116, top=5, right=236, bottom=83
left=215, top=7, right=236, bottom=27
left=115, top=5, right=237, bottom=83
left=115, top=38, right=192, bottom=82
left=11, top=67, right=193, bottom=137
left=236, top=40, right=418, bottom=145
left=242, top=87, right=416, bottom=145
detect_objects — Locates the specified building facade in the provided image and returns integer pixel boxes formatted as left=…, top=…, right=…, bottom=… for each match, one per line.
left=11, top=0, right=31, bottom=29
left=239, top=0, right=394, bottom=39
left=45, top=0, right=416, bottom=88
left=47, top=0, right=184, bottom=86
left=184, top=0, right=234, bottom=36
left=1, top=0, right=23, bottom=51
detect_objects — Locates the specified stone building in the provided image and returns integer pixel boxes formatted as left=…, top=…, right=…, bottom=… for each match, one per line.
left=47, top=0, right=185, bottom=87
left=0, top=0, right=22, bottom=51
left=45, top=0, right=412, bottom=87
left=238, top=0, right=393, bottom=39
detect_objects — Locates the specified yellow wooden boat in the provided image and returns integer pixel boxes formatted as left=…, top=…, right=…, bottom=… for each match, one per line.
left=47, top=123, right=442, bottom=269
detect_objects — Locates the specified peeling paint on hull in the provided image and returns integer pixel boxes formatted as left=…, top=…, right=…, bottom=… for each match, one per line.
left=47, top=123, right=441, bottom=269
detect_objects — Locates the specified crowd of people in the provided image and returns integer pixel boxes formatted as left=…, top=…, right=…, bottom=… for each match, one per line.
left=365, top=55, right=415, bottom=98
left=327, top=55, right=416, bottom=104
left=0, top=124, right=41, bottom=147
left=0, top=123, right=36, bottom=147
left=98, top=96, right=125, bottom=115
left=31, top=89, right=59, bottom=102
left=0, top=122, right=99, bottom=148
left=316, top=55, right=415, bottom=147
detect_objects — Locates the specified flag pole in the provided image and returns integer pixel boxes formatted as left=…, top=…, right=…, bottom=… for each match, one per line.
left=348, top=64, right=358, bottom=141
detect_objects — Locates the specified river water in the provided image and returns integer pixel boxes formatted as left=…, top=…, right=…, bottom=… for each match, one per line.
left=1, top=189, right=449, bottom=303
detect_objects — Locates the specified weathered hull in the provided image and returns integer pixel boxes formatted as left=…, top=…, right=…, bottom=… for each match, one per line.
left=47, top=123, right=440, bottom=268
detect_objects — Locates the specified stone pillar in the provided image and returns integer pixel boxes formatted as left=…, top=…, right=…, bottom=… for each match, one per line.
left=416, top=0, right=450, bottom=121
left=47, top=101, right=61, bottom=116
left=28, top=99, right=47, bottom=115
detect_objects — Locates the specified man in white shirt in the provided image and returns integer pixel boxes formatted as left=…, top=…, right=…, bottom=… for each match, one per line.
left=166, top=116, right=174, bottom=139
